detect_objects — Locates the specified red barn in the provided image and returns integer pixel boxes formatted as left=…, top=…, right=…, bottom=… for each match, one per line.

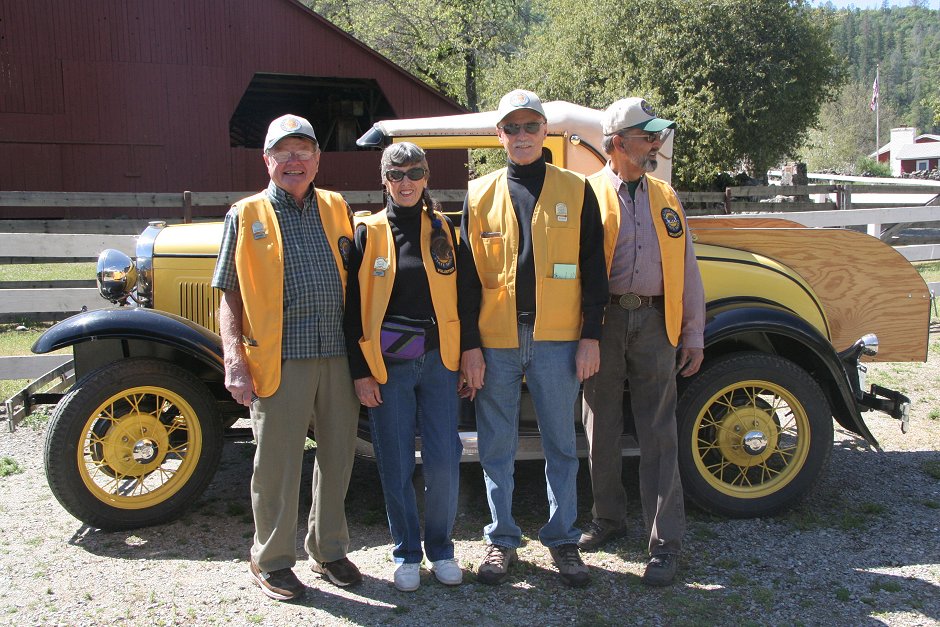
left=0, top=0, right=467, bottom=218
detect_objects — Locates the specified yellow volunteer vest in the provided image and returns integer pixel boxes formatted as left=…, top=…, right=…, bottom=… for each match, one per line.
left=588, top=171, right=686, bottom=346
left=354, top=209, right=460, bottom=384
left=467, top=164, right=586, bottom=347
left=234, top=189, right=352, bottom=396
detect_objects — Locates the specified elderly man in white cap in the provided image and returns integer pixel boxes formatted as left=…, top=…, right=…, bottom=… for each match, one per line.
left=457, top=90, right=609, bottom=587
left=212, top=113, right=361, bottom=600
left=578, top=97, right=705, bottom=587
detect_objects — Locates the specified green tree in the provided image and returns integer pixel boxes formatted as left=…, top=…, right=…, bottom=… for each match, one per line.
left=485, top=0, right=842, bottom=188
left=305, top=0, right=531, bottom=110
left=800, top=79, right=901, bottom=173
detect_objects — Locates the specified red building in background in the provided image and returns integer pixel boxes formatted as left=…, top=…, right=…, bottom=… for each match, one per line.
left=0, top=0, right=467, bottom=218
left=871, top=128, right=940, bottom=175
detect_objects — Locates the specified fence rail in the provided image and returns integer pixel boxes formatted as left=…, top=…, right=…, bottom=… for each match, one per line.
left=1, top=185, right=938, bottom=384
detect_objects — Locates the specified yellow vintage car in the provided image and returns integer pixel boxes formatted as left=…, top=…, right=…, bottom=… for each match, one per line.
left=31, top=102, right=931, bottom=530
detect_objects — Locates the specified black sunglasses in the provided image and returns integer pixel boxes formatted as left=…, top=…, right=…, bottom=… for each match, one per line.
left=385, top=167, right=427, bottom=182
left=499, top=121, right=545, bottom=136
left=620, top=129, right=670, bottom=144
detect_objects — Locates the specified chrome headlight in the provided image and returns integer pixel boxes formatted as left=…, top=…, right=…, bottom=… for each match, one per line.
left=96, top=249, right=138, bottom=303
left=856, top=333, right=879, bottom=357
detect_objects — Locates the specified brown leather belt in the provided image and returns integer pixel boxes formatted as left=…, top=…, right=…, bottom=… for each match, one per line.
left=610, top=293, right=663, bottom=310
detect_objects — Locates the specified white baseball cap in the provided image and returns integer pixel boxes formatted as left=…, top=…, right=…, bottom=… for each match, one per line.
left=601, top=97, right=676, bottom=135
left=495, top=89, right=546, bottom=125
left=264, top=114, right=318, bottom=151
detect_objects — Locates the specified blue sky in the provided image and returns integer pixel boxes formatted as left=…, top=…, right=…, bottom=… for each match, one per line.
left=812, top=0, right=938, bottom=8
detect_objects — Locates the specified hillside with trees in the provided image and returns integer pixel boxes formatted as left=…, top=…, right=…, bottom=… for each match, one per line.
left=802, top=2, right=940, bottom=173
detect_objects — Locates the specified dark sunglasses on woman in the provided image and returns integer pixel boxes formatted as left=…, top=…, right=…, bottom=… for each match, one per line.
left=385, top=167, right=427, bottom=182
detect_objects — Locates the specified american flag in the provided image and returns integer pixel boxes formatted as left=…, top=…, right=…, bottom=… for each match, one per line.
left=869, top=75, right=879, bottom=112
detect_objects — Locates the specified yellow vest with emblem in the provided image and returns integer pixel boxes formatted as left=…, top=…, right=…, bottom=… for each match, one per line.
left=234, top=189, right=352, bottom=397
left=588, top=172, right=686, bottom=346
left=354, top=209, right=460, bottom=384
left=467, top=164, right=585, bottom=348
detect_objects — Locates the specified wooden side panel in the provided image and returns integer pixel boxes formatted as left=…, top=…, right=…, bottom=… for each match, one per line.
left=692, top=227, right=931, bottom=362
left=689, top=216, right=808, bottom=230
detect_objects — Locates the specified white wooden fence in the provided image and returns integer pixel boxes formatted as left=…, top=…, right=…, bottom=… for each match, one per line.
left=1, top=186, right=938, bottom=384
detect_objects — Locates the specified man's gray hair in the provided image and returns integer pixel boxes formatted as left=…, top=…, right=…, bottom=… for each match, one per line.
left=381, top=142, right=429, bottom=180
left=601, top=133, right=620, bottom=155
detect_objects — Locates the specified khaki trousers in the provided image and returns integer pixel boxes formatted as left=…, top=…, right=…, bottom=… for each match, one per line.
left=249, top=356, right=359, bottom=571
left=581, top=304, right=685, bottom=556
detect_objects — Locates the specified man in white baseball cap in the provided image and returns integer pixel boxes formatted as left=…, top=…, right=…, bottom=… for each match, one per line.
left=212, top=113, right=362, bottom=600
left=264, top=113, right=319, bottom=151
left=578, top=97, right=704, bottom=588
left=600, top=96, right=676, bottom=135
left=457, top=89, right=609, bottom=588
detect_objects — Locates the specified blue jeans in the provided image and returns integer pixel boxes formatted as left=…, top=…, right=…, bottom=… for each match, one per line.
left=476, top=323, right=582, bottom=548
left=369, top=349, right=462, bottom=564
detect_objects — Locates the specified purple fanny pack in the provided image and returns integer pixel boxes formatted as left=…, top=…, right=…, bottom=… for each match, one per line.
left=380, top=320, right=428, bottom=361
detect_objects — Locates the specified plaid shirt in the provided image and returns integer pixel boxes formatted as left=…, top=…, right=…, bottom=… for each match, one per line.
left=211, top=181, right=347, bottom=359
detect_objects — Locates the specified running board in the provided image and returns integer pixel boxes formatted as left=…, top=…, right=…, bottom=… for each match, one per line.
left=354, top=431, right=641, bottom=464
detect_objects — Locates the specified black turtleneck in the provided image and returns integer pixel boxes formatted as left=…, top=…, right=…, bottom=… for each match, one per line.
left=457, top=157, right=608, bottom=351
left=343, top=200, right=456, bottom=380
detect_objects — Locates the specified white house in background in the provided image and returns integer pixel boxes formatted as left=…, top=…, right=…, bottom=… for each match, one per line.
left=871, top=127, right=940, bottom=175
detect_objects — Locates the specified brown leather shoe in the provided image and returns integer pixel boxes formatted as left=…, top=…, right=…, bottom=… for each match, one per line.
left=549, top=543, right=591, bottom=588
left=249, top=560, right=305, bottom=601
left=476, top=544, right=517, bottom=585
left=310, top=557, right=363, bottom=587
left=577, top=519, right=627, bottom=551
left=641, top=553, right=679, bottom=587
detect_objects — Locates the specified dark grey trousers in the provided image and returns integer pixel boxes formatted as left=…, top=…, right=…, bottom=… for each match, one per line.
left=581, top=304, right=685, bottom=556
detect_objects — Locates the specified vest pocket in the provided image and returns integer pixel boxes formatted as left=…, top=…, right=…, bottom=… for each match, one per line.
left=480, top=235, right=505, bottom=274
left=478, top=285, right=511, bottom=336
left=537, top=277, right=580, bottom=331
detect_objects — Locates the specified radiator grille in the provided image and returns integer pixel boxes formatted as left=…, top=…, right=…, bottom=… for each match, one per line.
left=177, top=281, right=221, bottom=333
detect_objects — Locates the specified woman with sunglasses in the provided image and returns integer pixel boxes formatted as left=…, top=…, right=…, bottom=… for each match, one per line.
left=343, top=142, right=463, bottom=592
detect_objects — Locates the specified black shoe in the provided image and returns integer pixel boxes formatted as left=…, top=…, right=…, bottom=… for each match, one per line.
left=310, top=557, right=363, bottom=587
left=577, top=519, right=626, bottom=551
left=641, top=554, right=678, bottom=587
left=249, top=560, right=305, bottom=601
left=548, top=543, right=591, bottom=588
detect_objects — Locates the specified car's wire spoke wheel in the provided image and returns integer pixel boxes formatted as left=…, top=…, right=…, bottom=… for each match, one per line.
left=80, top=386, right=201, bottom=507
left=677, top=352, right=832, bottom=518
left=44, top=359, right=223, bottom=530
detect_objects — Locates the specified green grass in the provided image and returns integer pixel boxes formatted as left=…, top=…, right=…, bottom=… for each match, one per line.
left=0, top=323, right=51, bottom=356
left=922, top=460, right=940, bottom=481
left=0, top=262, right=95, bottom=282
left=914, top=260, right=940, bottom=285
left=0, top=379, right=28, bottom=404
left=0, top=457, right=23, bottom=477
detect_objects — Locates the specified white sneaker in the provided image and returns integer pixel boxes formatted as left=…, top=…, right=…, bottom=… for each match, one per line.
left=430, top=558, right=463, bottom=586
left=393, top=562, right=420, bottom=592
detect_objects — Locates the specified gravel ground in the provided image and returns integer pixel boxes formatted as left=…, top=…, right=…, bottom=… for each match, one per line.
left=1, top=334, right=938, bottom=626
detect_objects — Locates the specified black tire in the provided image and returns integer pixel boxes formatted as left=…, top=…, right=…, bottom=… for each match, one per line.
left=677, top=352, right=833, bottom=518
left=43, top=358, right=223, bottom=530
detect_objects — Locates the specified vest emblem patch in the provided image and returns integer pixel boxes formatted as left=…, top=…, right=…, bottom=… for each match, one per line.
left=555, top=203, right=568, bottom=223
left=251, top=220, right=267, bottom=240
left=337, top=236, right=352, bottom=269
left=432, top=247, right=456, bottom=275
left=373, top=256, right=389, bottom=277
left=661, top=208, right=683, bottom=238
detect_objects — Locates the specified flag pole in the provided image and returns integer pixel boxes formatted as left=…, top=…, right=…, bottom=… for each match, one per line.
left=875, top=65, right=880, bottom=157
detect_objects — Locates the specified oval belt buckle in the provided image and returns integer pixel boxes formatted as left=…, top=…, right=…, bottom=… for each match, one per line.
left=619, top=293, right=642, bottom=310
